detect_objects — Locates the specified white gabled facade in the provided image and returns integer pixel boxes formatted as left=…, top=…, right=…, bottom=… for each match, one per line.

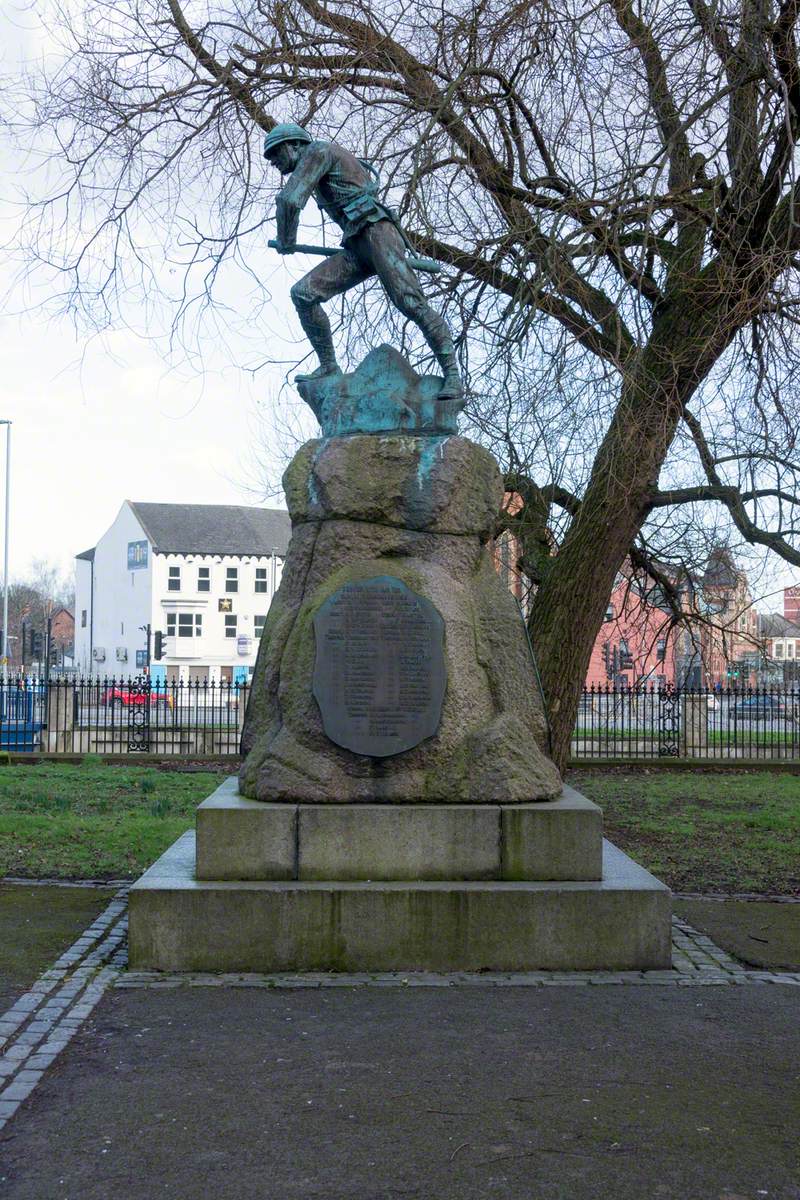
left=74, top=501, right=288, bottom=684
left=150, top=548, right=283, bottom=685
left=74, top=503, right=152, bottom=676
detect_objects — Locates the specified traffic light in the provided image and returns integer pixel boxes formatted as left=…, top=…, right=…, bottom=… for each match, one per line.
left=153, top=631, right=166, bottom=660
left=32, top=631, right=43, bottom=659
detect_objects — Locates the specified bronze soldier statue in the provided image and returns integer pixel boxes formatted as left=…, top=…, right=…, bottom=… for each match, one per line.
left=264, top=123, right=463, bottom=403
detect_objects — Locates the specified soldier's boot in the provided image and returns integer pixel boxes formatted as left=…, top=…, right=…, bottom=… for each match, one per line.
left=291, top=293, right=342, bottom=382
left=410, top=303, right=464, bottom=406
left=437, top=351, right=464, bottom=402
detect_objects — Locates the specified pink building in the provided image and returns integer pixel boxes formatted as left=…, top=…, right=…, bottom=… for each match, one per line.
left=585, top=577, right=676, bottom=689
left=784, top=585, right=800, bottom=624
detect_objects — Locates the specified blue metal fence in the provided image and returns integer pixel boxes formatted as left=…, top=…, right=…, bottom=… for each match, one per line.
left=0, top=683, right=46, bottom=751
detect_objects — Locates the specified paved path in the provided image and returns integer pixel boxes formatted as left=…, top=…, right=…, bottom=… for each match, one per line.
left=0, top=896, right=798, bottom=1199
left=1, top=984, right=799, bottom=1199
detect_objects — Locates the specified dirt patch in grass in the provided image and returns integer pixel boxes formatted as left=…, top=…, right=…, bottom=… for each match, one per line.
left=672, top=898, right=800, bottom=970
left=570, top=768, right=800, bottom=895
left=0, top=883, right=116, bottom=1010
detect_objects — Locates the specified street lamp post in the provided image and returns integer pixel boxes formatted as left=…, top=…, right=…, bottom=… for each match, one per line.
left=0, top=421, right=10, bottom=686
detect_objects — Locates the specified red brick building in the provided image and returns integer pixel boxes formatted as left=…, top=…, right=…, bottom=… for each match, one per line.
left=50, top=608, right=75, bottom=667
left=784, top=585, right=800, bottom=624
left=584, top=576, right=676, bottom=689
left=583, top=548, right=759, bottom=689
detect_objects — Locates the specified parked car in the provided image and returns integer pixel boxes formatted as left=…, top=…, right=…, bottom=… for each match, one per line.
left=100, top=686, right=173, bottom=709
left=730, top=695, right=790, bottom=721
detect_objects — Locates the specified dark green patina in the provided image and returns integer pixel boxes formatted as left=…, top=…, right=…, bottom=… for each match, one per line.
left=263, top=123, right=464, bottom=421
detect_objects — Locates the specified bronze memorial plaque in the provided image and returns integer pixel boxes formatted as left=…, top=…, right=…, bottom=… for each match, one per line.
left=312, top=576, right=446, bottom=757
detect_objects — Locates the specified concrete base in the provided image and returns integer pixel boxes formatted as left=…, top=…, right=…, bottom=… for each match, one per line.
left=129, top=833, right=671, bottom=972
left=195, top=779, right=602, bottom=882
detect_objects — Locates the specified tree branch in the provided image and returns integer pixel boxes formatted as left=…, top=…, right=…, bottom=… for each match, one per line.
left=649, top=485, right=800, bottom=507
left=682, top=406, right=800, bottom=565
left=167, top=0, right=276, bottom=131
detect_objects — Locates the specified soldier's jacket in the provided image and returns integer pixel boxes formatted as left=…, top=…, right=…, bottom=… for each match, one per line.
left=276, top=141, right=398, bottom=246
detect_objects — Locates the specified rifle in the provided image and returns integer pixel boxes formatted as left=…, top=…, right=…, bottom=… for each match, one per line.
left=268, top=239, right=441, bottom=274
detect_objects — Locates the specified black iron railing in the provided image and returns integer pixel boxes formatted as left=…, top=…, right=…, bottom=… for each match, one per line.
left=0, top=675, right=249, bottom=756
left=572, top=684, right=800, bottom=760
left=2, top=677, right=800, bottom=761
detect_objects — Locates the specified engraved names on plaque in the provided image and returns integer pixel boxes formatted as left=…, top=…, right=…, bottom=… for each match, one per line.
left=312, top=576, right=446, bottom=757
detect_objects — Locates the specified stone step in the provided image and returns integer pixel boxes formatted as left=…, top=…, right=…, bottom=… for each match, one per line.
left=195, top=780, right=603, bottom=882
left=129, top=833, right=670, bottom=973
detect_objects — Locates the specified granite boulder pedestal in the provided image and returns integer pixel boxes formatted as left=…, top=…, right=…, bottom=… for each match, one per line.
left=129, top=350, right=671, bottom=973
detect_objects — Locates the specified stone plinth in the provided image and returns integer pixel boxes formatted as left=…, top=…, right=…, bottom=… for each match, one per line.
left=195, top=779, right=602, bottom=883
left=130, top=348, right=673, bottom=975
left=195, top=786, right=295, bottom=882
left=240, top=432, right=561, bottom=803
left=128, top=832, right=671, bottom=973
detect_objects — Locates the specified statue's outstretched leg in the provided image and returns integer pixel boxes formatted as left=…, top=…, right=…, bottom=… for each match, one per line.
left=358, top=223, right=464, bottom=404
left=290, top=250, right=369, bottom=381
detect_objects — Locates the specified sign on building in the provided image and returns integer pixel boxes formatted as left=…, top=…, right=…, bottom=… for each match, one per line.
left=127, top=540, right=148, bottom=570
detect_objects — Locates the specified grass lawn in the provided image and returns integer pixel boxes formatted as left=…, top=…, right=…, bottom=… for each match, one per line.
left=0, top=760, right=230, bottom=879
left=571, top=768, right=800, bottom=895
left=3, top=760, right=799, bottom=893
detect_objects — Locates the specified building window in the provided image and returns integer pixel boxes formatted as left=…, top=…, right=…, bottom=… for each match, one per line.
left=198, top=567, right=210, bottom=592
left=225, top=615, right=237, bottom=638
left=255, top=568, right=268, bottom=593
left=775, top=642, right=784, bottom=658
left=168, top=566, right=181, bottom=592
left=619, top=638, right=633, bottom=669
left=656, top=639, right=666, bottom=663
left=788, top=642, right=796, bottom=659
left=171, top=613, right=202, bottom=638
left=254, top=614, right=267, bottom=639
left=226, top=567, right=238, bottom=593
left=81, top=609, right=87, bottom=628
left=605, top=604, right=614, bottom=622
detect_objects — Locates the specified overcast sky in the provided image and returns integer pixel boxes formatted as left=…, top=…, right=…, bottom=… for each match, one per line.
left=0, top=0, right=319, bottom=587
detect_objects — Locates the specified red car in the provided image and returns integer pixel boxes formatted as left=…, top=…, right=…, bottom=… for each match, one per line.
left=100, top=686, right=174, bottom=709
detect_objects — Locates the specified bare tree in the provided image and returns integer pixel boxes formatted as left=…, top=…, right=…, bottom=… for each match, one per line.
left=4, top=560, right=74, bottom=670
left=10, top=0, right=800, bottom=765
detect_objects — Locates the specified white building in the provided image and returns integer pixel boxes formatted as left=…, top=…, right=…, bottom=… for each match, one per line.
left=74, top=502, right=291, bottom=685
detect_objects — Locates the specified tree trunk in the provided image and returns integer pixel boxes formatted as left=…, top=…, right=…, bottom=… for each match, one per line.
left=531, top=377, right=680, bottom=768
left=530, top=279, right=745, bottom=770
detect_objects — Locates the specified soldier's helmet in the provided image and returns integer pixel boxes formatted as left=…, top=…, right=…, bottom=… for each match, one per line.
left=263, top=123, right=313, bottom=160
